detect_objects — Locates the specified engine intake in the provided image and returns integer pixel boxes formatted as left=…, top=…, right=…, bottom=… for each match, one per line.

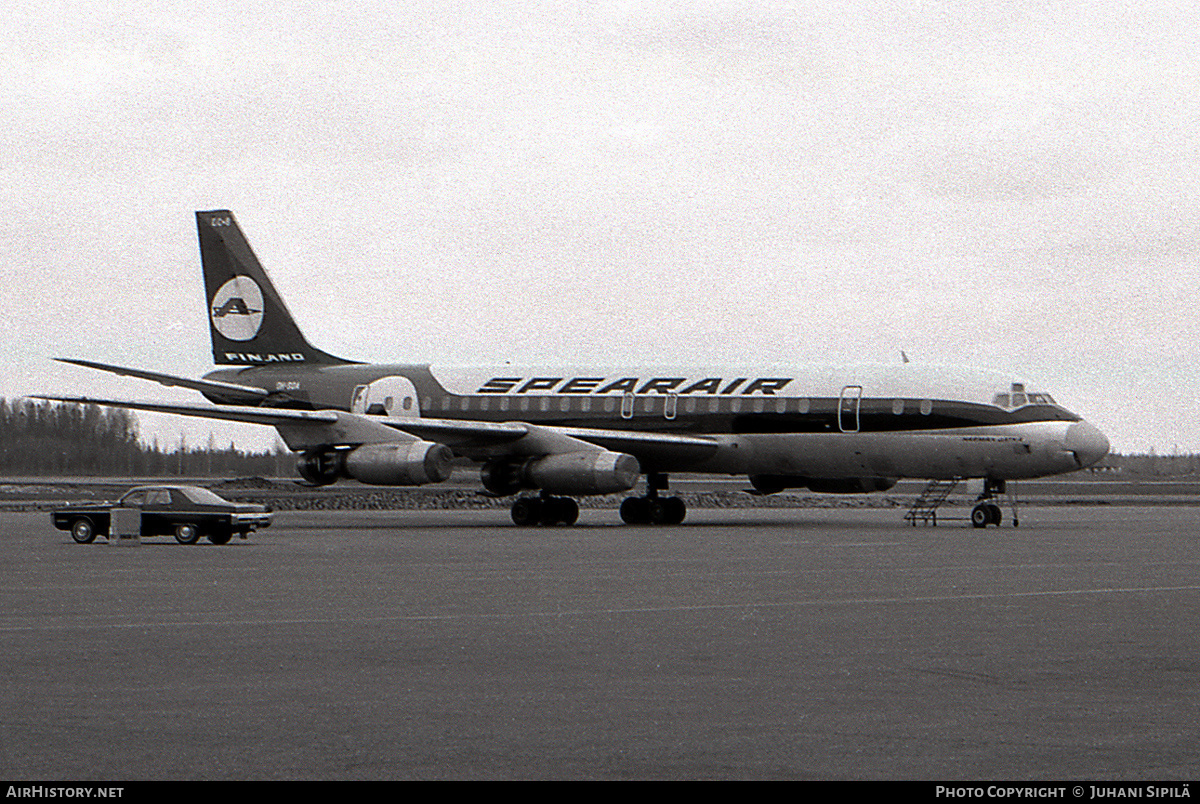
left=296, top=450, right=344, bottom=486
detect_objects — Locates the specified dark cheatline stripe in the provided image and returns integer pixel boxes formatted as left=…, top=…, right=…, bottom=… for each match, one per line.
left=420, top=396, right=1079, bottom=435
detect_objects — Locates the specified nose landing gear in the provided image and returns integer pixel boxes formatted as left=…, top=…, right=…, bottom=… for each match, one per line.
left=971, top=479, right=1019, bottom=529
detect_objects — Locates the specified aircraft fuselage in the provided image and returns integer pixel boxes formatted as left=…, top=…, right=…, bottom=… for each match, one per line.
left=203, top=361, right=1107, bottom=483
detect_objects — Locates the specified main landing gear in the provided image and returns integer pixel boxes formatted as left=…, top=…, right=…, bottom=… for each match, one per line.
left=510, top=492, right=579, bottom=527
left=619, top=473, right=687, bottom=526
left=507, top=474, right=689, bottom=527
left=971, top=479, right=1019, bottom=529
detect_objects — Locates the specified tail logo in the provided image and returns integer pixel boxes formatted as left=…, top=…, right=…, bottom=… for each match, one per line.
left=210, top=276, right=264, bottom=341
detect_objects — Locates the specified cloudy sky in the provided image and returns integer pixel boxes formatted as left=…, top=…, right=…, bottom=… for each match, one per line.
left=2, top=0, right=1197, bottom=454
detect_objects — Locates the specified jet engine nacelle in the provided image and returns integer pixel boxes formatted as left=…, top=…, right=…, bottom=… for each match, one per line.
left=299, top=441, right=453, bottom=487
left=482, top=451, right=640, bottom=496
left=343, top=441, right=454, bottom=486
left=296, top=450, right=344, bottom=486
left=749, top=475, right=897, bottom=495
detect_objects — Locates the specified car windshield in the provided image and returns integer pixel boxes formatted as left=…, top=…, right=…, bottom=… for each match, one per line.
left=176, top=487, right=231, bottom=505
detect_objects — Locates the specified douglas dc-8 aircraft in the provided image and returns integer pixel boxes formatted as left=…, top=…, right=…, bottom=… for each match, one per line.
left=43, top=210, right=1110, bottom=528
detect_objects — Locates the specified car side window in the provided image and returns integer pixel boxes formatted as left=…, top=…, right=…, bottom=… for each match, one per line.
left=121, top=492, right=147, bottom=507
left=145, top=490, right=171, bottom=506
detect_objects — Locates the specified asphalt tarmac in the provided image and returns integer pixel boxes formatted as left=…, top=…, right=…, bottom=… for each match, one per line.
left=3, top=505, right=1199, bottom=780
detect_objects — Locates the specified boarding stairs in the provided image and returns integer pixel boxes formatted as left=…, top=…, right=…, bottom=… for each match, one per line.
left=904, top=479, right=960, bottom=526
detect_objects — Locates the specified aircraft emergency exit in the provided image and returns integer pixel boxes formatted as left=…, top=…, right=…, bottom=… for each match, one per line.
left=43, top=210, right=1110, bottom=527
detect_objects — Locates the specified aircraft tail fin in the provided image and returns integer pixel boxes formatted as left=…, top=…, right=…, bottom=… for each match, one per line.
left=196, top=210, right=354, bottom=366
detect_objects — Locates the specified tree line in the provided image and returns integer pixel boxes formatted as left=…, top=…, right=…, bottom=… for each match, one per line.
left=0, top=398, right=290, bottom=477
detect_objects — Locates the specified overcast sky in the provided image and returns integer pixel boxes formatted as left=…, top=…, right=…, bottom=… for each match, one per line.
left=2, top=0, right=1198, bottom=454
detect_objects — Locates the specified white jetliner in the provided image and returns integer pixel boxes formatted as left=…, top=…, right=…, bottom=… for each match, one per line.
left=44, top=210, right=1110, bottom=528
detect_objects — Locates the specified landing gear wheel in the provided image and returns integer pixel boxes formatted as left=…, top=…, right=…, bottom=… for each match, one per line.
left=620, top=496, right=650, bottom=525
left=987, top=503, right=1003, bottom=526
left=661, top=496, right=687, bottom=525
left=511, top=497, right=540, bottom=527
left=540, top=497, right=579, bottom=526
left=970, top=504, right=991, bottom=529
left=175, top=523, right=200, bottom=545
left=70, top=518, right=96, bottom=544
left=511, top=496, right=579, bottom=526
left=620, top=495, right=686, bottom=525
left=554, top=498, right=579, bottom=526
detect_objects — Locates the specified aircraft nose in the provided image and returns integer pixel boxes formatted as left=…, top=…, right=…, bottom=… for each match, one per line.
left=1065, top=420, right=1110, bottom=469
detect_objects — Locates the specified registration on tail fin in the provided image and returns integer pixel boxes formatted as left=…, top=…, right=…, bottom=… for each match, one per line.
left=197, top=210, right=352, bottom=366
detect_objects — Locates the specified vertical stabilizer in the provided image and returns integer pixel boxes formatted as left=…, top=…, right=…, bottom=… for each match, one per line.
left=197, top=210, right=352, bottom=366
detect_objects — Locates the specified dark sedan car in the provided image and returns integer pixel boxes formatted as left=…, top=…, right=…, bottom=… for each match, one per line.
left=53, top=485, right=272, bottom=545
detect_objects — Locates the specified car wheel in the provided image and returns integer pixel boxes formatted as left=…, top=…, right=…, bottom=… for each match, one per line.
left=175, top=523, right=200, bottom=545
left=70, top=518, right=96, bottom=544
left=207, top=528, right=232, bottom=545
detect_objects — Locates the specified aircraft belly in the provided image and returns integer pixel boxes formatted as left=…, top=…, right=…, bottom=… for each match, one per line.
left=731, top=422, right=1076, bottom=480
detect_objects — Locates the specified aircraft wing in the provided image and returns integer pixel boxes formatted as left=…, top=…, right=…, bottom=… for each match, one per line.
left=34, top=396, right=335, bottom=426
left=372, top=416, right=720, bottom=465
left=32, top=396, right=719, bottom=465
left=32, top=395, right=448, bottom=455
left=54, top=359, right=270, bottom=403
left=544, top=424, right=719, bottom=466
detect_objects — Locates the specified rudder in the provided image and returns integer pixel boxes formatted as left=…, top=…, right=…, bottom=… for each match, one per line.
left=197, top=210, right=352, bottom=366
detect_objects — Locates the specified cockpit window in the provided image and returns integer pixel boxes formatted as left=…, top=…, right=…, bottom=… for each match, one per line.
left=992, top=386, right=1056, bottom=409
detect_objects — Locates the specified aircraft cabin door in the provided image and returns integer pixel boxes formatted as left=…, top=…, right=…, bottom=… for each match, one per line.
left=351, top=376, right=421, bottom=417
left=839, top=385, right=862, bottom=433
